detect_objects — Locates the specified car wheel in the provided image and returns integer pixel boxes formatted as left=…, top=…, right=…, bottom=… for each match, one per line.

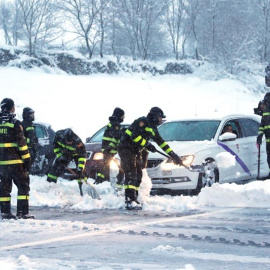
left=195, top=159, right=219, bottom=194
left=202, top=159, right=219, bottom=187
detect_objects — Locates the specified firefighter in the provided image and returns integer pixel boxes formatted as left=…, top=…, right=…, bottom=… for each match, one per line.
left=257, top=92, right=270, bottom=176
left=0, top=98, right=34, bottom=219
left=95, top=108, right=125, bottom=186
left=254, top=100, right=266, bottom=116
left=22, top=107, right=38, bottom=163
left=47, top=128, right=87, bottom=190
left=118, top=107, right=182, bottom=210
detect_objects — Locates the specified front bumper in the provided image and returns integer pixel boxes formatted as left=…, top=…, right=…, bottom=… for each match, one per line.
left=147, top=164, right=201, bottom=191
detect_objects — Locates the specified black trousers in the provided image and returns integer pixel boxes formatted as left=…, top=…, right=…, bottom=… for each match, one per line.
left=266, top=143, right=270, bottom=172
left=118, top=148, right=143, bottom=202
left=47, top=157, right=71, bottom=182
left=0, top=165, right=30, bottom=215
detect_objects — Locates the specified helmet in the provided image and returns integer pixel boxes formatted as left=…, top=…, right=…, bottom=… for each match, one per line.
left=0, top=98, right=14, bottom=111
left=264, top=92, right=270, bottom=106
left=109, top=107, right=125, bottom=123
left=149, top=107, right=166, bottom=118
left=23, top=107, right=35, bottom=121
left=112, top=107, right=125, bottom=118
left=147, top=107, right=166, bottom=125
left=64, top=128, right=74, bottom=141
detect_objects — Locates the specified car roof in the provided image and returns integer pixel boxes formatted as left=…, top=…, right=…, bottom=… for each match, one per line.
left=33, top=121, right=52, bottom=129
left=164, top=114, right=261, bottom=123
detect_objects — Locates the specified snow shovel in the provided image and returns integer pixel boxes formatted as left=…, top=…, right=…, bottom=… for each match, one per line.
left=256, top=143, right=261, bottom=180
left=65, top=167, right=101, bottom=200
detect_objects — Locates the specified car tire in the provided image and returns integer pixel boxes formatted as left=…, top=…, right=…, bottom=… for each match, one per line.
left=195, top=159, right=219, bottom=195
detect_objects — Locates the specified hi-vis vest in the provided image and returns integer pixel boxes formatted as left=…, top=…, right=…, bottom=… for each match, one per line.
left=0, top=121, right=30, bottom=165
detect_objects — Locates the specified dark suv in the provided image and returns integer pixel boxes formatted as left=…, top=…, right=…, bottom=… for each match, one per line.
left=30, top=122, right=55, bottom=175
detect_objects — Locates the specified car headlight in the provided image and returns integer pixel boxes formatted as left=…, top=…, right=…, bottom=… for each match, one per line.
left=181, top=155, right=194, bottom=166
left=93, top=152, right=104, bottom=160
left=165, top=154, right=194, bottom=167
left=110, top=159, right=119, bottom=170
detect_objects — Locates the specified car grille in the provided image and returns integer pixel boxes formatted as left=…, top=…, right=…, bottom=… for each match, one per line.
left=86, top=151, right=92, bottom=160
left=147, top=159, right=164, bottom=168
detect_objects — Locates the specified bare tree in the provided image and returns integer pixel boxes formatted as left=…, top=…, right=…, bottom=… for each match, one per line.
left=60, top=0, right=109, bottom=59
left=254, top=0, right=270, bottom=62
left=18, top=0, right=62, bottom=55
left=115, top=0, right=166, bottom=60
left=163, top=0, right=191, bottom=59
left=184, top=0, right=202, bottom=60
left=0, top=1, right=13, bottom=45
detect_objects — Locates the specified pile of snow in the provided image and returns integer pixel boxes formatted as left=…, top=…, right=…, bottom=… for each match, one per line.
left=9, top=172, right=270, bottom=212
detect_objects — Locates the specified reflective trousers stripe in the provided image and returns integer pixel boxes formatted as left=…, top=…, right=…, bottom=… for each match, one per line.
left=47, top=173, right=58, bottom=180
left=0, top=160, right=24, bottom=165
left=124, top=185, right=139, bottom=191
left=17, top=195, right=29, bottom=200
left=0, top=197, right=11, bottom=202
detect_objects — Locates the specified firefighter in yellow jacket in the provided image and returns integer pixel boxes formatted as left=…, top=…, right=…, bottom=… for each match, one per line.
left=0, top=98, right=34, bottom=219
left=47, top=128, right=87, bottom=186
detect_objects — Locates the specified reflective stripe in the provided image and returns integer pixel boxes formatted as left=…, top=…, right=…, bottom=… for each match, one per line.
left=133, top=136, right=142, bottom=142
left=0, top=160, right=23, bottom=165
left=78, top=164, right=85, bottom=168
left=26, top=127, right=35, bottom=131
left=124, top=185, right=139, bottom=190
left=97, top=173, right=105, bottom=178
left=108, top=123, right=112, bottom=127
left=48, top=173, right=58, bottom=180
left=57, top=142, right=75, bottom=151
left=0, top=143, right=18, bottom=147
left=17, top=195, right=29, bottom=200
left=0, top=197, right=11, bottom=202
left=0, top=123, right=14, bottom=128
left=27, top=138, right=30, bottom=143
left=56, top=153, right=62, bottom=158
left=263, top=125, right=270, bottom=130
left=103, top=137, right=119, bottom=143
left=125, top=129, right=132, bottom=136
left=116, top=184, right=124, bottom=189
left=54, top=148, right=61, bottom=153
left=145, top=127, right=155, bottom=136
left=19, top=145, right=28, bottom=151
left=110, top=150, right=117, bottom=154
left=159, top=142, right=167, bottom=149
left=165, top=148, right=172, bottom=154
left=263, top=112, right=270, bottom=116
left=78, top=158, right=86, bottom=162
left=141, top=139, right=146, bottom=146
left=266, top=139, right=270, bottom=143
left=109, top=142, right=117, bottom=148
left=21, top=153, right=30, bottom=159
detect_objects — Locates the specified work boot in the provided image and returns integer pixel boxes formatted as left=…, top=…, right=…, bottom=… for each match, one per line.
left=125, top=200, right=142, bottom=210
left=1, top=212, right=17, bottom=220
left=17, top=213, right=35, bottom=219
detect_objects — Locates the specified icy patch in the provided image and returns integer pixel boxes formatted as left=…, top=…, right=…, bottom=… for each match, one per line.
left=151, top=245, right=270, bottom=264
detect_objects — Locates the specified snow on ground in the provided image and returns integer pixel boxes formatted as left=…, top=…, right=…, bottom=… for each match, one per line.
left=1, top=66, right=270, bottom=270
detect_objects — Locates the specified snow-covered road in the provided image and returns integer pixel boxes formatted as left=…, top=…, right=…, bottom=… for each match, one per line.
left=1, top=206, right=270, bottom=270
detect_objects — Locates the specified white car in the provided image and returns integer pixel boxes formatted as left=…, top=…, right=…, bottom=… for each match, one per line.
left=147, top=114, right=269, bottom=195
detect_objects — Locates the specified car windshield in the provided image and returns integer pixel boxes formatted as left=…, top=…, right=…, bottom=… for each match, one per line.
left=158, top=120, right=221, bottom=141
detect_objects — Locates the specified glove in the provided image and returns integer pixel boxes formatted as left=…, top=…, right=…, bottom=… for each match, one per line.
left=257, top=134, right=263, bottom=145
left=146, top=143, right=156, bottom=153
left=170, top=151, right=182, bottom=165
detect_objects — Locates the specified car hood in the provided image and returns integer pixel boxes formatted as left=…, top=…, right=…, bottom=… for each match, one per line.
left=150, top=140, right=216, bottom=159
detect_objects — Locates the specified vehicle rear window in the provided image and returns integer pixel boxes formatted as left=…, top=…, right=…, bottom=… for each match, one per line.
left=158, top=120, right=220, bottom=141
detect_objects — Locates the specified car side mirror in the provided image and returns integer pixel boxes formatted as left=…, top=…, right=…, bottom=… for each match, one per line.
left=219, top=132, right=237, bottom=142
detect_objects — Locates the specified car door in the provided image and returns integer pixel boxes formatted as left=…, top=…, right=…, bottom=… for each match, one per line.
left=218, top=119, right=251, bottom=182
left=239, top=118, right=268, bottom=179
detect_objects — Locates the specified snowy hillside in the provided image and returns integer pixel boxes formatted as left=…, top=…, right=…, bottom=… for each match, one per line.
left=1, top=67, right=270, bottom=270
